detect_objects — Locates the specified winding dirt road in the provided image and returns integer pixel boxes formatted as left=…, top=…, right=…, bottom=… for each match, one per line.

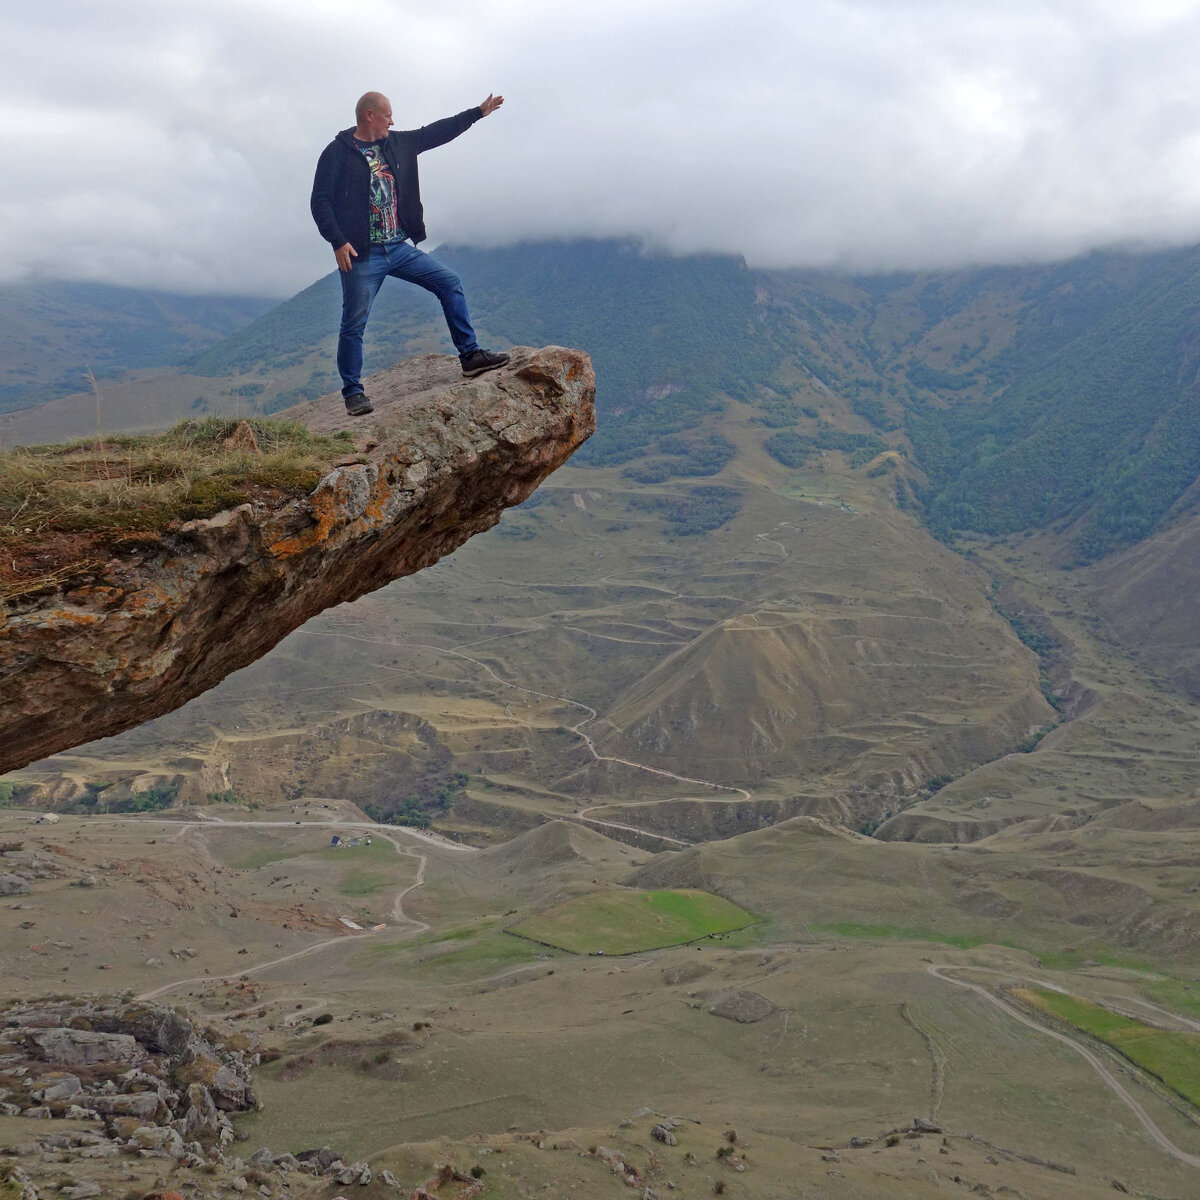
left=927, top=963, right=1200, bottom=1170
left=134, top=819, right=446, bottom=1003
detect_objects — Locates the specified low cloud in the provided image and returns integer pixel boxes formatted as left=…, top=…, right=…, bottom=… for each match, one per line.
left=6, top=0, right=1200, bottom=295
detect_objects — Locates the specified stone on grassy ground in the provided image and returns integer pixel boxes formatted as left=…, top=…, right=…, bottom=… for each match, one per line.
left=701, top=988, right=776, bottom=1023
left=662, top=962, right=712, bottom=986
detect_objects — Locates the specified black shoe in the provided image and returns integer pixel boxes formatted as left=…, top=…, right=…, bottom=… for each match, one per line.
left=344, top=393, right=374, bottom=416
left=460, top=349, right=510, bottom=378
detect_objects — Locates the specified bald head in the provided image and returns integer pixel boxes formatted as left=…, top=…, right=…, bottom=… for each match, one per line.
left=355, top=92, right=390, bottom=123
left=353, top=92, right=394, bottom=143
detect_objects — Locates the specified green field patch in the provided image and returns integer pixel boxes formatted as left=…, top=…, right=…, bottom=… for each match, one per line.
left=416, top=929, right=547, bottom=971
left=1014, top=988, right=1200, bottom=1106
left=230, top=845, right=307, bottom=871
left=336, top=870, right=392, bottom=896
left=509, top=888, right=756, bottom=955
left=317, top=839, right=393, bottom=864
left=816, top=922, right=985, bottom=949
left=351, top=921, right=533, bottom=970
left=1027, top=948, right=1200, bottom=1022
left=352, top=924, right=482, bottom=965
left=229, top=835, right=394, bottom=873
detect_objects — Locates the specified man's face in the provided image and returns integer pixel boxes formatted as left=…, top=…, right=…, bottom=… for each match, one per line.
left=362, top=99, right=393, bottom=141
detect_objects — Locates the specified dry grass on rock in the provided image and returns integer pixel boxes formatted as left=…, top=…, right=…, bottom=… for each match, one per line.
left=0, top=417, right=355, bottom=599
left=0, top=417, right=353, bottom=538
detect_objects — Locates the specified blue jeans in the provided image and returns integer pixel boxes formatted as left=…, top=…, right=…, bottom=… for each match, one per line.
left=337, top=241, right=481, bottom=398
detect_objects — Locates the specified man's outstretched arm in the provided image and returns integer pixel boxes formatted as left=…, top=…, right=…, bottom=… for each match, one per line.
left=412, top=94, right=504, bottom=153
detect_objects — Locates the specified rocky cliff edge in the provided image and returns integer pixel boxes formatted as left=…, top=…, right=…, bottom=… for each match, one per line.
left=0, top=346, right=594, bottom=774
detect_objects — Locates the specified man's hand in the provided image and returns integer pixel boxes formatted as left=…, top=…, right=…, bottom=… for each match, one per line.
left=335, top=242, right=358, bottom=273
left=478, top=93, right=504, bottom=117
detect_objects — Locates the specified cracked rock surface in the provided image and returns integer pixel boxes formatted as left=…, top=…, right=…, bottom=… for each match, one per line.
left=0, top=346, right=594, bottom=773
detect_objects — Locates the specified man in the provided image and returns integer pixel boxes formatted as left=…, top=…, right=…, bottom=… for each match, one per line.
left=311, top=90, right=510, bottom=416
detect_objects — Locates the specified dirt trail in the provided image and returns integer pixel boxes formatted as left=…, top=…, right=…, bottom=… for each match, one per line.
left=133, top=818, right=446, bottom=1003
left=135, top=928, right=378, bottom=1002
left=928, top=964, right=1200, bottom=1169
left=570, top=811, right=690, bottom=847
left=300, top=627, right=755, bottom=812
left=1122, top=996, right=1200, bottom=1032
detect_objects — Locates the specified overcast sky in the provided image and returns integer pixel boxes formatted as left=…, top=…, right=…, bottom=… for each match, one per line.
left=6, top=0, right=1200, bottom=296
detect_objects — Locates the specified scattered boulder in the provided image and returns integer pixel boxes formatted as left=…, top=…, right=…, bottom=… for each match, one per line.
left=650, top=1123, right=677, bottom=1146
left=0, top=995, right=260, bottom=1179
left=338, top=1161, right=372, bottom=1185
left=90, top=1091, right=163, bottom=1121
left=64, top=1107, right=104, bottom=1125
left=0, top=873, right=31, bottom=896
left=90, top=1003, right=193, bottom=1055
left=175, top=1052, right=252, bottom=1111
left=700, top=989, right=776, bottom=1023
left=174, top=1082, right=231, bottom=1148
left=24, top=1027, right=144, bottom=1067
left=296, top=1146, right=342, bottom=1171
left=127, top=1125, right=185, bottom=1156
left=913, top=1116, right=943, bottom=1134
left=30, top=1071, right=83, bottom=1103
left=662, top=962, right=712, bottom=986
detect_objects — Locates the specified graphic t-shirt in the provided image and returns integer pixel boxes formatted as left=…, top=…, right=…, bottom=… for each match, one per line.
left=354, top=139, right=406, bottom=244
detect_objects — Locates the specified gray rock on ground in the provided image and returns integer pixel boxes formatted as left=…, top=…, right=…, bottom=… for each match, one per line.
left=296, top=1147, right=342, bottom=1171
left=90, top=1002, right=194, bottom=1055
left=128, top=1125, right=185, bottom=1156
left=701, top=988, right=776, bottom=1023
left=30, top=1072, right=82, bottom=1103
left=24, top=1027, right=144, bottom=1067
left=662, top=962, right=712, bottom=986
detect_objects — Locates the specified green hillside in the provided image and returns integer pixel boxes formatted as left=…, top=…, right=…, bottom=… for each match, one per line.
left=906, top=246, right=1200, bottom=558
left=0, top=281, right=273, bottom=414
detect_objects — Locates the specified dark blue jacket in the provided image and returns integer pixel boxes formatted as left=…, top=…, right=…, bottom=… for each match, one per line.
left=310, top=107, right=481, bottom=251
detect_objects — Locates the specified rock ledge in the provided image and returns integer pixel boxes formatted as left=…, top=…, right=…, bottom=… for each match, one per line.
left=0, top=346, right=594, bottom=773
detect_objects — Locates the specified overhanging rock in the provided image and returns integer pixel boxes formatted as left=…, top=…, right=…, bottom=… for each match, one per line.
left=0, top=345, right=594, bottom=773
